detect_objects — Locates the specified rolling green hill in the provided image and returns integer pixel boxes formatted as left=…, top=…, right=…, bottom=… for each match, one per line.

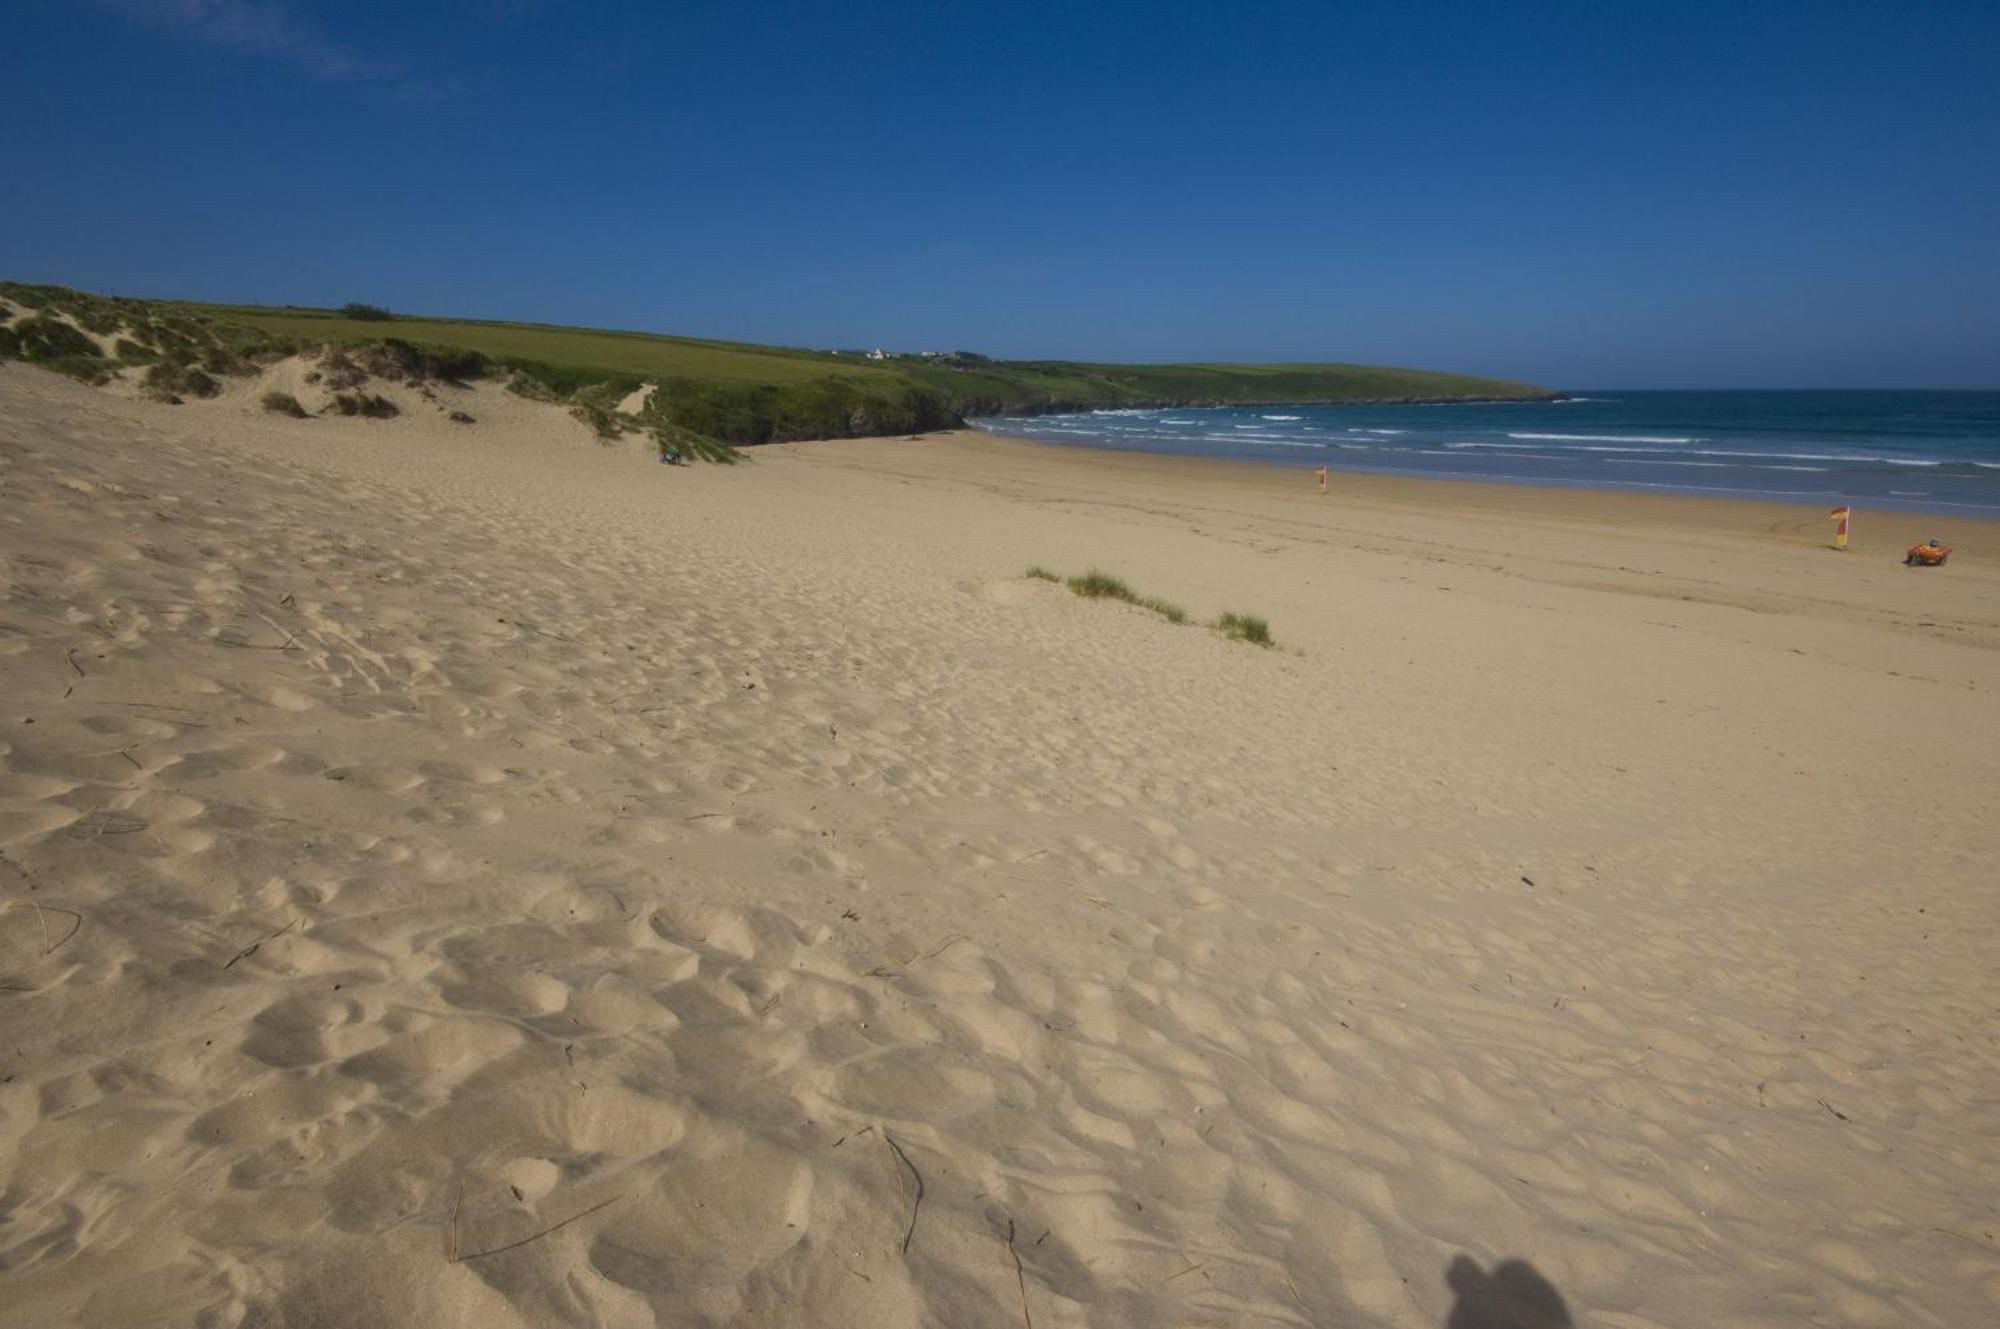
left=2, top=282, right=1559, bottom=455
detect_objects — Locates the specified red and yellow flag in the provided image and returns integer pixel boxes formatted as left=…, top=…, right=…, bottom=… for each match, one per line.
left=1828, top=505, right=1851, bottom=548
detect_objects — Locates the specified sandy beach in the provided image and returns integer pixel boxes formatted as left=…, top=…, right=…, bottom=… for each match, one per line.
left=2, top=365, right=1996, bottom=1327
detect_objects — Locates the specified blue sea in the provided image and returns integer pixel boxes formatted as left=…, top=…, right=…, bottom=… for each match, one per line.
left=971, top=391, right=2000, bottom=516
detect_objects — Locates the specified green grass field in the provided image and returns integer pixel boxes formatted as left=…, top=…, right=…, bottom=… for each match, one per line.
left=200, top=306, right=1550, bottom=412
left=3, top=281, right=1559, bottom=450
left=194, top=304, right=900, bottom=387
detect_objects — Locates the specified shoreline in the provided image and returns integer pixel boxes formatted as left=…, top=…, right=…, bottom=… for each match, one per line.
left=943, top=426, right=2000, bottom=550
left=959, top=386, right=2000, bottom=524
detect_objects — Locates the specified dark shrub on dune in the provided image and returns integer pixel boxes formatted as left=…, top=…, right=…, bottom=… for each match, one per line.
left=261, top=391, right=310, bottom=418
left=572, top=401, right=625, bottom=440
left=40, top=354, right=118, bottom=385
left=356, top=338, right=486, bottom=385
left=11, top=316, right=100, bottom=362
left=321, top=351, right=368, bottom=389
left=5, top=317, right=118, bottom=383
left=330, top=392, right=398, bottom=418
left=143, top=357, right=221, bottom=401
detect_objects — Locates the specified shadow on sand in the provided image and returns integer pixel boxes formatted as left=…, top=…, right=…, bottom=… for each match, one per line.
left=1443, top=1254, right=1573, bottom=1328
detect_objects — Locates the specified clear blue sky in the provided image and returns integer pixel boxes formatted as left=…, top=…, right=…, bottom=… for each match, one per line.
left=6, top=1, right=1997, bottom=388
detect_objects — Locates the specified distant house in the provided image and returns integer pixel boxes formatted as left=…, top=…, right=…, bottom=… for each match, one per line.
left=866, top=347, right=887, bottom=360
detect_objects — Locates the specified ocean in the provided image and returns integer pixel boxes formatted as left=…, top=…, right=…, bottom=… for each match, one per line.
left=970, top=390, right=2000, bottom=516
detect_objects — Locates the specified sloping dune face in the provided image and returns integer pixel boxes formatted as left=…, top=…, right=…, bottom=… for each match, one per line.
left=0, top=367, right=1994, bottom=1328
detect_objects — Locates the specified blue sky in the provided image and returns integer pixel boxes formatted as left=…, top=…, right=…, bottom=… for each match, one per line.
left=5, top=1, right=1997, bottom=387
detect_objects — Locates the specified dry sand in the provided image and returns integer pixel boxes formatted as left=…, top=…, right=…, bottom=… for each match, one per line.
left=0, top=364, right=1996, bottom=1328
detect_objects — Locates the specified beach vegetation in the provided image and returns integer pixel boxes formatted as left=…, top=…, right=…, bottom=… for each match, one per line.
left=115, top=338, right=161, bottom=364
left=0, top=315, right=118, bottom=382
left=1215, top=612, right=1273, bottom=646
left=142, top=357, right=221, bottom=400
left=200, top=344, right=250, bottom=376
left=351, top=338, right=486, bottom=384
left=261, top=390, right=310, bottom=418
left=9, top=316, right=100, bottom=362
left=571, top=400, right=626, bottom=440
left=1025, top=566, right=1061, bottom=582
left=339, top=302, right=395, bottom=321
left=0, top=284, right=57, bottom=310
left=1060, top=569, right=1190, bottom=624
left=330, top=392, right=399, bottom=418
left=650, top=418, right=742, bottom=464
left=39, top=354, right=119, bottom=385
left=75, top=305, right=125, bottom=335
left=1066, top=570, right=1135, bottom=601
left=324, top=351, right=374, bottom=390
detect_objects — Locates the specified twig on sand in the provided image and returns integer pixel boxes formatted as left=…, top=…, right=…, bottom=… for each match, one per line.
left=1004, top=1218, right=1034, bottom=1329
left=831, top=1125, right=875, bottom=1149
left=447, top=1183, right=464, bottom=1262
left=33, top=904, right=83, bottom=956
left=1816, top=1097, right=1851, bottom=1123
left=1929, top=1227, right=1994, bottom=1252
left=494, top=616, right=573, bottom=644
left=884, top=1133, right=925, bottom=1255
left=873, top=934, right=974, bottom=977
left=0, top=897, right=82, bottom=964
left=65, top=650, right=85, bottom=678
left=915, top=934, right=971, bottom=962
left=222, top=917, right=298, bottom=970
left=73, top=811, right=149, bottom=837
left=1164, top=1260, right=1208, bottom=1283
left=683, top=812, right=725, bottom=822
left=215, top=630, right=298, bottom=651
left=451, top=1194, right=621, bottom=1262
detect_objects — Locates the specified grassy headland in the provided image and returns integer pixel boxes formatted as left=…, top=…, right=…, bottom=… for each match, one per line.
left=2, top=282, right=1558, bottom=455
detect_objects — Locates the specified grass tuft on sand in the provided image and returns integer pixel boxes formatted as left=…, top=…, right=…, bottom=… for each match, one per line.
left=1065, top=570, right=1134, bottom=601
left=261, top=390, right=310, bottom=418
left=1215, top=612, right=1273, bottom=646
left=1055, top=569, right=1191, bottom=625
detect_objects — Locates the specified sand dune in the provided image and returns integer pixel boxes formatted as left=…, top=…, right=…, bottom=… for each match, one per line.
left=0, top=365, right=1995, bottom=1327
